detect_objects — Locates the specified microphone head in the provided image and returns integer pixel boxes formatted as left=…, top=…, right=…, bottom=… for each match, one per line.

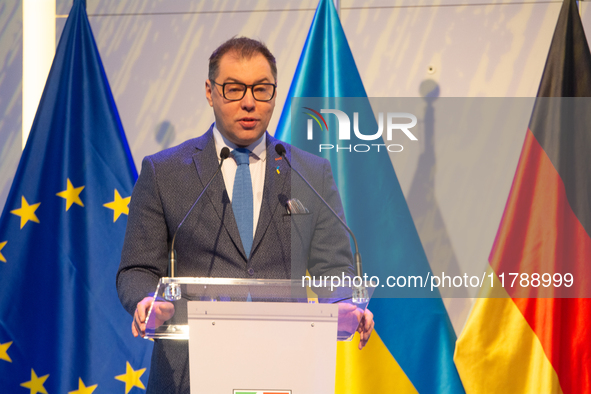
left=220, top=147, right=231, bottom=160
left=275, top=144, right=286, bottom=156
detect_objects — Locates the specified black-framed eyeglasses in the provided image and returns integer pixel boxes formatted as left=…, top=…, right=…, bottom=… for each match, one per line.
left=211, top=81, right=276, bottom=102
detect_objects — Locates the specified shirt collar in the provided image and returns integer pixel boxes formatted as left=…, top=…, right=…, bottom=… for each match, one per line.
left=212, top=124, right=267, bottom=161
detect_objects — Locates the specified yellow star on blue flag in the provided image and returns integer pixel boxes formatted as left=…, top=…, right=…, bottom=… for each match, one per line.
left=115, top=362, right=146, bottom=394
left=0, top=341, right=12, bottom=362
left=56, top=178, right=85, bottom=210
left=0, top=241, right=6, bottom=263
left=103, top=189, right=131, bottom=222
left=68, top=378, right=97, bottom=394
left=10, top=196, right=40, bottom=229
left=20, top=369, right=49, bottom=394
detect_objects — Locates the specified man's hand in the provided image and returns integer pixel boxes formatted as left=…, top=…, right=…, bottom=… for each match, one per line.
left=132, top=297, right=175, bottom=338
left=357, top=307, right=374, bottom=350
left=337, top=303, right=375, bottom=349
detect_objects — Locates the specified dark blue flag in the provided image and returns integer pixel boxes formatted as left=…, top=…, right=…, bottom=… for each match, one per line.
left=0, top=1, right=152, bottom=393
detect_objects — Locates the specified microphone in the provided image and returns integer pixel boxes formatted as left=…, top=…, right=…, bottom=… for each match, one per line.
left=164, top=147, right=230, bottom=301
left=275, top=144, right=368, bottom=303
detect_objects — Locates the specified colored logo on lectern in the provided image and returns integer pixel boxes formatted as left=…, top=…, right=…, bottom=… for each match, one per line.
left=234, top=390, right=291, bottom=394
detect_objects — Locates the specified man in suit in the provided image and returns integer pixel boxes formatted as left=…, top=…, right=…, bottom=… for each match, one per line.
left=117, top=37, right=374, bottom=393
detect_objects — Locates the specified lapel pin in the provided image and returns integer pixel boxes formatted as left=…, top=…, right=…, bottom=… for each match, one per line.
left=275, top=157, right=282, bottom=161
left=276, top=166, right=280, bottom=174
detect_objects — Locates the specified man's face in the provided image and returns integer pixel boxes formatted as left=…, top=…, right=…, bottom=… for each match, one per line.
left=205, top=52, right=276, bottom=147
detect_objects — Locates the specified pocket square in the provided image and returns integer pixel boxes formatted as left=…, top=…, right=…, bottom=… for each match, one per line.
left=286, top=198, right=309, bottom=215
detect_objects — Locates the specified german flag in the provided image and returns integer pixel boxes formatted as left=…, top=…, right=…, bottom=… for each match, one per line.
left=454, top=0, right=591, bottom=392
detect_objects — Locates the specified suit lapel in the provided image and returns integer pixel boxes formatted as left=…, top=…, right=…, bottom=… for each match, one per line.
left=251, top=135, right=290, bottom=255
left=192, top=128, right=247, bottom=259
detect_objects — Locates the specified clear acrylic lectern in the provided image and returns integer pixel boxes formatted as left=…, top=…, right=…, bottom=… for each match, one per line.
left=145, top=277, right=373, bottom=341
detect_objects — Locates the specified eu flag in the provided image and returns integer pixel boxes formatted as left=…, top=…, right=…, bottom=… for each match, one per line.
left=0, top=1, right=152, bottom=393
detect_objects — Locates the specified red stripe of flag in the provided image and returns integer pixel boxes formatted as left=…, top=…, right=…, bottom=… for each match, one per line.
left=490, top=129, right=591, bottom=393
left=489, top=129, right=591, bottom=299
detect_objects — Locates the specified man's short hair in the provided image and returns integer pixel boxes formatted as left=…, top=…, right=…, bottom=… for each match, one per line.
left=208, top=37, right=277, bottom=83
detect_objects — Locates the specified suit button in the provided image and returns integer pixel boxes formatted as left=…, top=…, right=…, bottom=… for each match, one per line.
left=248, top=268, right=254, bottom=276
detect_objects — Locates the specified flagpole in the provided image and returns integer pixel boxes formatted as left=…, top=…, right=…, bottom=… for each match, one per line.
left=333, top=0, right=340, bottom=17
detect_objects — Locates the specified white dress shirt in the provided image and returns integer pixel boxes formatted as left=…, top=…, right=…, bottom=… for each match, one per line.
left=213, top=125, right=267, bottom=237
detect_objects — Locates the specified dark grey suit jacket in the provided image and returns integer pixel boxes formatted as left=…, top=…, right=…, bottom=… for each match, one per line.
left=116, top=126, right=354, bottom=393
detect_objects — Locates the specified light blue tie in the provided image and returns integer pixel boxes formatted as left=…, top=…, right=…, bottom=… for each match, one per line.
left=232, top=148, right=253, bottom=258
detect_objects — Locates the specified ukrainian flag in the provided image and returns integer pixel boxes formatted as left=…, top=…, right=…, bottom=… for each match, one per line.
left=275, top=0, right=464, bottom=392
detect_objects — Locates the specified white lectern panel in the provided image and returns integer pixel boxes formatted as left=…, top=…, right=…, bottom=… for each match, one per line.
left=188, top=301, right=338, bottom=394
